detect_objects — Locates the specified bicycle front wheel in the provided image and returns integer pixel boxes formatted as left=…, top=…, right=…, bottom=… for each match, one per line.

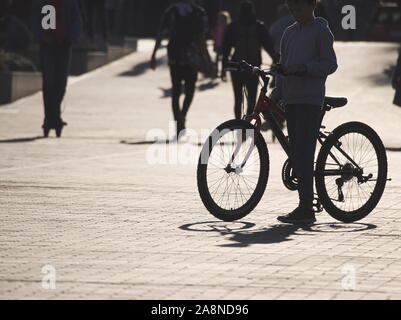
left=197, top=120, right=269, bottom=221
left=315, top=122, right=388, bottom=223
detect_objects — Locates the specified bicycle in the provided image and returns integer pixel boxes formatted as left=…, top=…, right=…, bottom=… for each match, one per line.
left=197, top=60, right=389, bottom=223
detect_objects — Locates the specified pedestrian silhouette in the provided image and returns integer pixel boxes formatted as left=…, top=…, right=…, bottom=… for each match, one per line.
left=222, top=1, right=276, bottom=120
left=269, top=4, right=295, bottom=58
left=212, top=11, right=231, bottom=79
left=392, top=46, right=401, bottom=107
left=81, top=0, right=108, bottom=50
left=31, top=0, right=82, bottom=138
left=150, top=0, right=208, bottom=138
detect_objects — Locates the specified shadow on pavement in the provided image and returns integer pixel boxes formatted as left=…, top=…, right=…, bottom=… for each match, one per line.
left=367, top=65, right=394, bottom=86
left=180, top=221, right=255, bottom=233
left=302, top=222, right=376, bottom=233
left=159, top=87, right=172, bottom=98
left=0, top=136, right=45, bottom=143
left=120, top=139, right=176, bottom=145
left=179, top=221, right=376, bottom=247
left=219, top=224, right=303, bottom=247
left=119, top=55, right=168, bottom=77
left=158, top=80, right=220, bottom=99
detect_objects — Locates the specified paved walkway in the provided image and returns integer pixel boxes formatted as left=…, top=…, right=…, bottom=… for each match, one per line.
left=0, top=41, right=400, bottom=300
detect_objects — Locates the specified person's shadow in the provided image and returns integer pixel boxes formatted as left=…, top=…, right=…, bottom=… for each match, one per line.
left=0, top=136, right=45, bottom=143
left=180, top=221, right=377, bottom=248
left=219, top=224, right=303, bottom=247
left=119, top=55, right=168, bottom=77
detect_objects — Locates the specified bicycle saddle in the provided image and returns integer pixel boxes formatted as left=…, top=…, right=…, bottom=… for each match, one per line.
left=324, top=97, right=348, bottom=109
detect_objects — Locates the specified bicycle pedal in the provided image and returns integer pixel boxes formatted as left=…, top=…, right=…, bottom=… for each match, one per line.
left=312, top=198, right=323, bottom=213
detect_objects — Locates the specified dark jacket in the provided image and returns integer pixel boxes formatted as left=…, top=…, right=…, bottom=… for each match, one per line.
left=31, top=0, right=81, bottom=44
left=271, top=18, right=337, bottom=107
left=222, top=20, right=276, bottom=68
left=393, top=49, right=401, bottom=107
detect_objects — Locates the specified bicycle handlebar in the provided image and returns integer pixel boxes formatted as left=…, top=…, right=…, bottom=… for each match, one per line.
left=225, top=60, right=283, bottom=76
left=225, top=60, right=304, bottom=78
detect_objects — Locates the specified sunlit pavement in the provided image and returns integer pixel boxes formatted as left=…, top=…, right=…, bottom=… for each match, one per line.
left=0, top=40, right=400, bottom=299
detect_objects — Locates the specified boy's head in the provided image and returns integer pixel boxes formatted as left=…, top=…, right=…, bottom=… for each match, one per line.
left=285, top=0, right=317, bottom=24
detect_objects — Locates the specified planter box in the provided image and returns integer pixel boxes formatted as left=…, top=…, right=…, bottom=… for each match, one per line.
left=0, top=71, right=42, bottom=105
left=124, top=37, right=138, bottom=53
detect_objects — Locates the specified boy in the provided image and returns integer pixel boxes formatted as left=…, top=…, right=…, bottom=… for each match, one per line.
left=271, top=0, right=338, bottom=224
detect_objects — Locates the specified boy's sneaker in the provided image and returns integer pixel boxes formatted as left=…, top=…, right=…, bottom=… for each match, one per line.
left=277, top=207, right=316, bottom=225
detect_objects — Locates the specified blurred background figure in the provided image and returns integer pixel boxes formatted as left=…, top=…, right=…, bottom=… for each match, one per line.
left=392, top=46, right=401, bottom=108
left=31, top=0, right=81, bottom=137
left=105, top=0, right=124, bottom=42
left=150, top=0, right=208, bottom=138
left=269, top=4, right=294, bottom=58
left=213, top=10, right=231, bottom=79
left=82, top=0, right=108, bottom=50
left=314, top=0, right=330, bottom=25
left=222, top=0, right=276, bottom=120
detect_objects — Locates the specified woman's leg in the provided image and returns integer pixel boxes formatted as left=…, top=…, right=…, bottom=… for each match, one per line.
left=54, top=44, right=72, bottom=125
left=231, top=71, right=244, bottom=120
left=245, top=74, right=258, bottom=116
left=40, top=43, right=57, bottom=127
left=181, top=66, right=198, bottom=120
left=169, top=64, right=183, bottom=123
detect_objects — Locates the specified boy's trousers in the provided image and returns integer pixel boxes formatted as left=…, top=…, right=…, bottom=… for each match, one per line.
left=286, top=104, right=322, bottom=209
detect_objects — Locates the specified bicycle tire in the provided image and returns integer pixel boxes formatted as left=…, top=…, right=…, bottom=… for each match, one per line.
left=315, top=122, right=388, bottom=223
left=197, top=119, right=269, bottom=222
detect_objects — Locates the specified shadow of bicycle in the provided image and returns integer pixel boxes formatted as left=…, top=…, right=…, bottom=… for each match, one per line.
left=179, top=221, right=377, bottom=247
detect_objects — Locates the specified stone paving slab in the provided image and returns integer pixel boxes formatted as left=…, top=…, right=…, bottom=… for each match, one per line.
left=0, top=41, right=400, bottom=300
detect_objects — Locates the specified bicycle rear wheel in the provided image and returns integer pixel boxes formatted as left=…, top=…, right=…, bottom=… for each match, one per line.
left=197, top=120, right=269, bottom=221
left=315, top=122, right=388, bottom=223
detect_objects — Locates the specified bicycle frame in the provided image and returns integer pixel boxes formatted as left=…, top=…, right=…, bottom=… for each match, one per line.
left=229, top=75, right=366, bottom=184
